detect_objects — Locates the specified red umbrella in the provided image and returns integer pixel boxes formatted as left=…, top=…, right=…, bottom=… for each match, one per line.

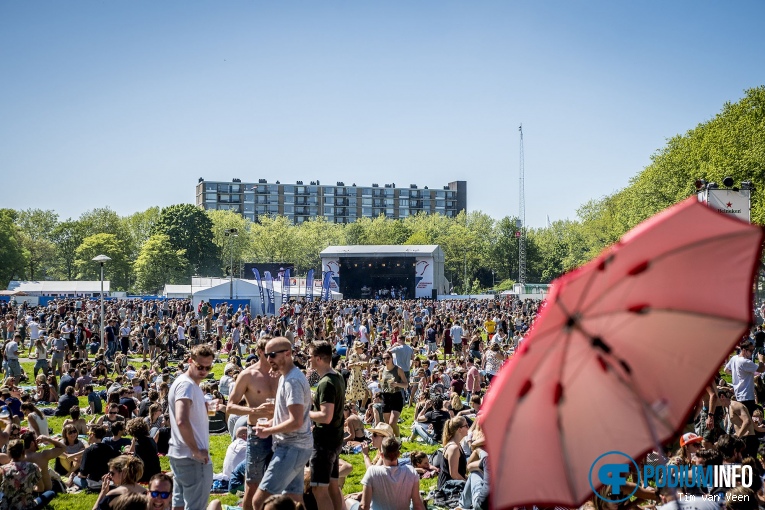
left=481, top=197, right=763, bottom=508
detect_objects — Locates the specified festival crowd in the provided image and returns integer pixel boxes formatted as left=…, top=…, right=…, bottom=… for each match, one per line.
left=1, top=294, right=765, bottom=510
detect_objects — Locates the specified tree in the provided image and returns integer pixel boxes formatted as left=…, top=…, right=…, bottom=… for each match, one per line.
left=122, top=207, right=161, bottom=259
left=206, top=210, right=252, bottom=277
left=0, top=209, right=28, bottom=288
left=15, top=209, right=58, bottom=280
left=74, top=234, right=131, bottom=290
left=133, top=234, right=188, bottom=293
left=50, top=220, right=85, bottom=280
left=152, top=204, right=219, bottom=276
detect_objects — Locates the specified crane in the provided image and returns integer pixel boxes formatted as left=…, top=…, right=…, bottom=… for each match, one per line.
left=518, top=124, right=526, bottom=287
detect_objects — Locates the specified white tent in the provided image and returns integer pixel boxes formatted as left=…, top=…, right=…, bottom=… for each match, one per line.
left=191, top=278, right=342, bottom=315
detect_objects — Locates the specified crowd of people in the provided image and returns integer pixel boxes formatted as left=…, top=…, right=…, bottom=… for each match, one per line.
left=3, top=293, right=765, bottom=510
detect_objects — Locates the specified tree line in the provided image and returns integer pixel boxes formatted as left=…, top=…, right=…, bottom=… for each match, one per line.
left=3, top=86, right=765, bottom=293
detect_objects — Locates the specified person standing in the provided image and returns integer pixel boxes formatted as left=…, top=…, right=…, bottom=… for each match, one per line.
left=724, top=340, right=765, bottom=417
left=380, top=352, right=408, bottom=439
left=252, top=337, right=313, bottom=510
left=167, top=344, right=215, bottom=510
left=308, top=341, right=346, bottom=510
left=226, top=338, right=279, bottom=510
left=4, top=333, right=23, bottom=380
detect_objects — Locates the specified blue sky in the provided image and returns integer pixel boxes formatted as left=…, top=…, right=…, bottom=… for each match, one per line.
left=1, top=1, right=764, bottom=228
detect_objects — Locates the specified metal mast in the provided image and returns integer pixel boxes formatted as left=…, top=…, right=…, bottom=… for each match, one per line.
left=518, top=124, right=526, bottom=286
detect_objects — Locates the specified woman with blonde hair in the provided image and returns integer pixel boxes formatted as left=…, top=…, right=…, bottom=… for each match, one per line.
left=93, top=455, right=146, bottom=510
left=20, top=402, right=49, bottom=436
left=437, top=417, right=469, bottom=489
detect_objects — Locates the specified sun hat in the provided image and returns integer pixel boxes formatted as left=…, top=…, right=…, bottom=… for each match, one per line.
left=679, top=432, right=703, bottom=447
left=368, top=422, right=394, bottom=438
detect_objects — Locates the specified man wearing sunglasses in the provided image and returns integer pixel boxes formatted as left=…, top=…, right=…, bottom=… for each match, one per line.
left=167, top=344, right=215, bottom=510
left=252, top=337, right=313, bottom=510
left=226, top=337, right=278, bottom=510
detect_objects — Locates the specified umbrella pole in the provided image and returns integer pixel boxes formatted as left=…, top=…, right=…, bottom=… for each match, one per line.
left=639, top=400, right=679, bottom=502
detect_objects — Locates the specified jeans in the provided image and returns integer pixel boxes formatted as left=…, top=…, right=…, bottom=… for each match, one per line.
left=32, top=490, right=56, bottom=510
left=410, top=422, right=437, bottom=445
left=169, top=456, right=214, bottom=510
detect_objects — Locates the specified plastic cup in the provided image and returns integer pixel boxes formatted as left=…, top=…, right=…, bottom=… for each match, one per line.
left=265, top=398, right=275, bottom=405
left=206, top=399, right=218, bottom=417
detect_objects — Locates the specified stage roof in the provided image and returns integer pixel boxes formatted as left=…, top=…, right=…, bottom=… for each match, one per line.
left=321, top=245, right=443, bottom=259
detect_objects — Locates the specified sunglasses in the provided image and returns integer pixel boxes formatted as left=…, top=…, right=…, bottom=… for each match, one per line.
left=151, top=491, right=171, bottom=499
left=265, top=349, right=290, bottom=359
left=382, top=357, right=391, bottom=361
left=193, top=361, right=213, bottom=372
left=108, top=411, right=117, bottom=415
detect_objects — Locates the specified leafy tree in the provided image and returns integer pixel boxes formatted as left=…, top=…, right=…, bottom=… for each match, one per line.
left=206, top=209, right=252, bottom=276
left=74, top=233, right=131, bottom=290
left=15, top=209, right=58, bottom=280
left=122, top=207, right=161, bottom=258
left=152, top=204, right=219, bottom=276
left=0, top=209, right=28, bottom=287
left=133, top=234, right=188, bottom=293
left=50, top=220, right=85, bottom=280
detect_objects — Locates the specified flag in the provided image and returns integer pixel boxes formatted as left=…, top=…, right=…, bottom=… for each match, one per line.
left=282, top=268, right=291, bottom=306
left=252, top=268, right=266, bottom=315
left=264, top=271, right=275, bottom=315
left=306, top=269, right=314, bottom=302
left=321, top=270, right=333, bottom=302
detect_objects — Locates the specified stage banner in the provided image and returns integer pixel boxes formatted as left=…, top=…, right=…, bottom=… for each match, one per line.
left=306, top=269, right=314, bottom=302
left=321, top=271, right=333, bottom=301
left=264, top=271, right=275, bottom=315
left=252, top=268, right=266, bottom=315
left=282, top=268, right=291, bottom=305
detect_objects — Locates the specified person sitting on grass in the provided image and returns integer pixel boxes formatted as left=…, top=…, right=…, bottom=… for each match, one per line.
left=54, top=386, right=79, bottom=417
left=92, top=455, right=146, bottom=510
left=125, top=417, right=161, bottom=483
left=55, top=424, right=86, bottom=484
left=0, top=439, right=56, bottom=510
left=63, top=406, right=89, bottom=435
left=72, top=425, right=119, bottom=491
left=358, top=437, right=425, bottom=510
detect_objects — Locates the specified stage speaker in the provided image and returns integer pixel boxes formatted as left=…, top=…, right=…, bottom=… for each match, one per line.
left=432, top=289, right=438, bottom=300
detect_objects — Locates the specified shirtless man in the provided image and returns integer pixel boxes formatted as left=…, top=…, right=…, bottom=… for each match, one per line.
left=696, top=380, right=723, bottom=448
left=718, top=389, right=758, bottom=459
left=226, top=337, right=279, bottom=510
left=22, top=431, right=66, bottom=493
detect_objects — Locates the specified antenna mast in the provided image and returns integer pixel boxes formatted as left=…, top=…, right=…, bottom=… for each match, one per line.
left=518, top=124, right=526, bottom=286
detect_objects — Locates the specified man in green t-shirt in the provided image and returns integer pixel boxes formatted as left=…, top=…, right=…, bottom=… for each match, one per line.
left=309, top=341, right=346, bottom=510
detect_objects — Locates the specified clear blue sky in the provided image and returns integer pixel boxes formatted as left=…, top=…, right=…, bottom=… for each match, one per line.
left=2, top=1, right=764, bottom=228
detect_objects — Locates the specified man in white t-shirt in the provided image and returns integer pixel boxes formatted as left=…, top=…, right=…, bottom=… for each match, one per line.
left=358, top=324, right=370, bottom=345
left=168, top=344, right=215, bottom=510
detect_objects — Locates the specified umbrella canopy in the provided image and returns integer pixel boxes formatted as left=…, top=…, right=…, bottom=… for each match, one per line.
left=481, top=197, right=764, bottom=508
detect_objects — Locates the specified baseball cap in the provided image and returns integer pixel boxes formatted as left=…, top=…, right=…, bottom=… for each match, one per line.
left=679, top=432, right=703, bottom=447
left=368, top=422, right=394, bottom=438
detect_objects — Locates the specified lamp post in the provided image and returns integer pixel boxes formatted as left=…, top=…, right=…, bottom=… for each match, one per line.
left=225, top=228, right=239, bottom=299
left=92, top=254, right=111, bottom=343
left=464, top=251, right=468, bottom=297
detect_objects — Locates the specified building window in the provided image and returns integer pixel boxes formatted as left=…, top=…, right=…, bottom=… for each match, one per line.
left=205, top=183, right=217, bottom=192
left=399, top=198, right=409, bottom=207
left=244, top=193, right=255, bottom=203
left=324, top=206, right=334, bottom=215
left=361, top=198, right=372, bottom=206
left=284, top=205, right=294, bottom=214
left=362, top=207, right=372, bottom=216
left=283, top=185, right=294, bottom=194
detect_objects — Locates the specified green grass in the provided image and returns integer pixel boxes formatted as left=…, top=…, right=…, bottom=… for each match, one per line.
left=13, top=356, right=438, bottom=509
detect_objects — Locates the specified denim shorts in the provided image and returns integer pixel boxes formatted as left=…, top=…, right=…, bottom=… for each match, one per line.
left=259, top=444, right=312, bottom=495
left=246, top=426, right=273, bottom=484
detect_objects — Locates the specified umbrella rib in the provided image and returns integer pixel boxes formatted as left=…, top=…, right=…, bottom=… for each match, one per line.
left=575, top=229, right=756, bottom=318
left=555, top=317, right=580, bottom=501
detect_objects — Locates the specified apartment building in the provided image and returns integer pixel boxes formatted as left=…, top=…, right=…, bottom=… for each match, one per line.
left=195, top=178, right=467, bottom=224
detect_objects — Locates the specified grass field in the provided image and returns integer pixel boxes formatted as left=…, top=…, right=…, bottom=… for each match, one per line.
left=12, top=357, right=439, bottom=510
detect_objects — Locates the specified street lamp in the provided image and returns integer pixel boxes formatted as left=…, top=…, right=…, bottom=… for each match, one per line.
left=92, top=254, right=111, bottom=345
left=464, top=251, right=468, bottom=297
left=224, top=228, right=239, bottom=299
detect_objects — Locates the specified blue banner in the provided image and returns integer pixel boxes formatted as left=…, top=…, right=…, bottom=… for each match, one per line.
left=322, top=271, right=333, bottom=301
left=252, top=268, right=266, bottom=315
left=264, top=271, right=275, bottom=315
left=282, top=268, right=291, bottom=305
left=306, top=269, right=314, bottom=302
